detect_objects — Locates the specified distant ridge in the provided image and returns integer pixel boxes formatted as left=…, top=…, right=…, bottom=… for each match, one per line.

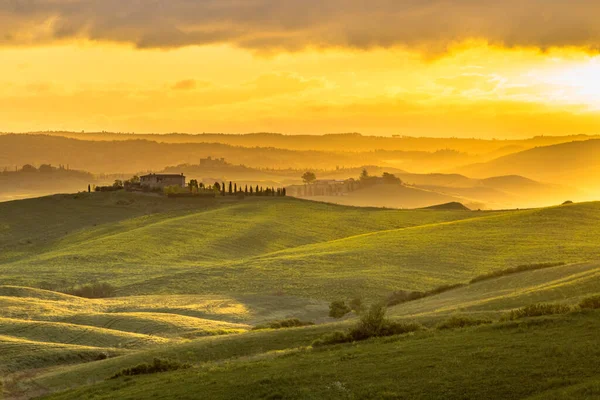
left=422, top=202, right=471, bottom=211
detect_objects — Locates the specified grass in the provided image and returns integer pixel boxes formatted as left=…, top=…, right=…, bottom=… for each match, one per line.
left=0, top=193, right=483, bottom=297
left=43, top=310, right=600, bottom=400
left=387, top=261, right=600, bottom=318
left=2, top=193, right=600, bottom=398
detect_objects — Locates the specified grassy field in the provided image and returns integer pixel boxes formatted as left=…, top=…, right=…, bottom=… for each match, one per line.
left=41, top=310, right=600, bottom=400
left=1, top=192, right=599, bottom=399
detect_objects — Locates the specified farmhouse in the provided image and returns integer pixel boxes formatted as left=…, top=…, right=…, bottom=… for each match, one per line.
left=140, top=173, right=186, bottom=189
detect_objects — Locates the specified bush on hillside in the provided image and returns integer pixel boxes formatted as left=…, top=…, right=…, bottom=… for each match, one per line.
left=349, top=297, right=365, bottom=314
left=470, top=262, right=566, bottom=284
left=314, top=303, right=423, bottom=347
left=579, top=295, right=600, bottom=310
left=110, top=358, right=191, bottom=379
left=387, top=284, right=465, bottom=307
left=65, top=282, right=117, bottom=299
left=504, top=303, right=572, bottom=321
left=252, top=318, right=315, bottom=330
left=329, top=300, right=352, bottom=319
left=437, top=316, right=492, bottom=330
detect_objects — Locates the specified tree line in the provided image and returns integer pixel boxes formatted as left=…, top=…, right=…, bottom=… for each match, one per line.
left=187, top=179, right=286, bottom=197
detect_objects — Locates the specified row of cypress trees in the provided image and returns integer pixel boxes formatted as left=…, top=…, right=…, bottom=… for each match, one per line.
left=216, top=181, right=286, bottom=197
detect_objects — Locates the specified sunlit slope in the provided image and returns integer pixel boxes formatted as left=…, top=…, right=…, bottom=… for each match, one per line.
left=206, top=202, right=600, bottom=299
left=44, top=311, right=600, bottom=400
left=388, top=261, right=600, bottom=318
left=0, top=191, right=221, bottom=263
left=0, top=194, right=482, bottom=289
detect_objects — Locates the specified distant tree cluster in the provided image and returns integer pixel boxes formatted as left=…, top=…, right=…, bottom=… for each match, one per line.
left=95, top=180, right=124, bottom=192
left=199, top=181, right=287, bottom=197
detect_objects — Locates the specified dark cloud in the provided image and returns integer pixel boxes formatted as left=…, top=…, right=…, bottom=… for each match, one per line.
left=1, top=0, right=600, bottom=52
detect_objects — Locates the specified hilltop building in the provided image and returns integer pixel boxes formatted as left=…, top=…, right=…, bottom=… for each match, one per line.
left=200, top=157, right=228, bottom=167
left=140, top=173, right=186, bottom=189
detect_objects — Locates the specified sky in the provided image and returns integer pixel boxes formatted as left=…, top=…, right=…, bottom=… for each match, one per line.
left=2, top=0, right=600, bottom=137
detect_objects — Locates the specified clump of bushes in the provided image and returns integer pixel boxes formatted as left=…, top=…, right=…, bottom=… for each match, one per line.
left=437, top=316, right=492, bottom=330
left=328, top=297, right=365, bottom=318
left=504, top=303, right=572, bottom=321
left=579, top=295, right=600, bottom=310
left=64, top=282, right=117, bottom=299
left=110, top=358, right=191, bottom=379
left=314, top=304, right=423, bottom=347
left=329, top=300, right=352, bottom=319
left=470, top=262, right=566, bottom=284
left=387, top=284, right=465, bottom=307
left=252, top=318, right=315, bottom=330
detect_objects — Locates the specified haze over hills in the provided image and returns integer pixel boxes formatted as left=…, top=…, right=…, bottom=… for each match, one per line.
left=16, top=131, right=600, bottom=155
left=0, top=134, right=475, bottom=173
left=455, top=139, right=600, bottom=189
left=0, top=133, right=591, bottom=209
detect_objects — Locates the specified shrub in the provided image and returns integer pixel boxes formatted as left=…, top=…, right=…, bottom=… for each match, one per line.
left=579, top=295, right=600, bottom=310
left=387, top=284, right=465, bottom=307
left=64, top=282, right=117, bottom=299
left=470, top=262, right=566, bottom=284
left=312, top=331, right=351, bottom=347
left=329, top=300, right=351, bottom=319
left=437, top=316, right=492, bottom=330
left=504, top=303, right=572, bottom=321
left=252, top=318, right=315, bottom=330
left=110, top=358, right=191, bottom=379
left=314, top=304, right=423, bottom=347
left=349, top=297, right=365, bottom=314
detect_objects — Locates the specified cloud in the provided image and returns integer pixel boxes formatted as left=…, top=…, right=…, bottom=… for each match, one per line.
left=1, top=1, right=600, bottom=53
left=172, top=79, right=198, bottom=90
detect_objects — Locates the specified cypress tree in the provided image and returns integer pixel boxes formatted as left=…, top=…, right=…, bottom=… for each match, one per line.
left=229, top=181, right=233, bottom=195
left=234, top=183, right=237, bottom=193
left=245, top=185, right=248, bottom=194
left=250, top=186, right=253, bottom=195
left=256, top=185, right=259, bottom=195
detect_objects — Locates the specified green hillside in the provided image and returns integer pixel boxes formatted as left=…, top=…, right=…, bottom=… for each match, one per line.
left=43, top=310, right=600, bottom=400
left=1, top=193, right=600, bottom=399
left=0, top=192, right=483, bottom=292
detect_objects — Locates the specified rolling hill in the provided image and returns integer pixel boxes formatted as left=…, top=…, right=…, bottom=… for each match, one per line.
left=455, top=139, right=600, bottom=193
left=1, top=192, right=600, bottom=399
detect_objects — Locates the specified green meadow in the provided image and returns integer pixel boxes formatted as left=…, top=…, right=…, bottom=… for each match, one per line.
left=0, top=192, right=599, bottom=399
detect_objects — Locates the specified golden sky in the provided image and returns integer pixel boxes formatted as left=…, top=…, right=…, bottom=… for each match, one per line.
left=1, top=1, right=600, bottom=137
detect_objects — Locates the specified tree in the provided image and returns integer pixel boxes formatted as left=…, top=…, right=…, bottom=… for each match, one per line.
left=302, top=171, right=317, bottom=184
left=88, top=184, right=91, bottom=193
left=222, top=182, right=226, bottom=196
left=250, top=186, right=254, bottom=195
left=382, top=172, right=401, bottom=185
left=214, top=182, right=221, bottom=191
left=245, top=185, right=248, bottom=194
left=130, top=175, right=140, bottom=184
left=256, top=185, right=259, bottom=195
left=21, top=164, right=37, bottom=173
left=329, top=300, right=351, bottom=319
left=188, top=179, right=199, bottom=192
left=113, top=180, right=124, bottom=188
left=39, top=164, right=54, bottom=173
left=234, top=183, right=237, bottom=193
left=229, top=182, right=233, bottom=195
left=360, top=168, right=369, bottom=181
left=282, top=188, right=287, bottom=197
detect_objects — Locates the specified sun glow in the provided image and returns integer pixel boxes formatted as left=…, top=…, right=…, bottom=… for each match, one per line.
left=1, top=42, right=600, bottom=136
left=540, top=58, right=600, bottom=110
